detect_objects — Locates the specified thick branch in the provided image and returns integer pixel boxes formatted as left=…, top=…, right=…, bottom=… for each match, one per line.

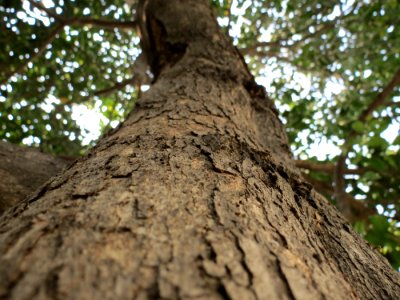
left=334, top=154, right=347, bottom=212
left=295, top=160, right=366, bottom=175
left=302, top=174, right=333, bottom=196
left=358, top=68, right=400, bottom=123
left=66, top=18, right=137, bottom=30
left=334, top=67, right=400, bottom=216
left=303, top=174, right=376, bottom=223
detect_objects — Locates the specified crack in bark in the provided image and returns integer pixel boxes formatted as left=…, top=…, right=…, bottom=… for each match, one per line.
left=208, top=187, right=223, bottom=226
left=275, top=260, right=296, bottom=300
left=234, top=235, right=258, bottom=300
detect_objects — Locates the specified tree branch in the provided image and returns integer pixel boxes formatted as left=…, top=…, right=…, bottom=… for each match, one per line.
left=334, top=67, right=400, bottom=215
left=28, top=0, right=137, bottom=30
left=358, top=68, right=400, bottom=123
left=27, top=0, right=60, bottom=20
left=303, top=174, right=376, bottom=222
left=240, top=2, right=358, bottom=58
left=241, top=23, right=335, bottom=56
left=295, top=160, right=366, bottom=175
left=0, top=23, right=64, bottom=85
left=94, top=77, right=138, bottom=97
left=67, top=18, right=137, bottom=30
left=334, top=154, right=348, bottom=212
left=1, top=1, right=138, bottom=85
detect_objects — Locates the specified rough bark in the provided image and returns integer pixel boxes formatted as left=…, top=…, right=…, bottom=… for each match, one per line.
left=0, top=1, right=399, bottom=299
left=0, top=141, right=69, bottom=215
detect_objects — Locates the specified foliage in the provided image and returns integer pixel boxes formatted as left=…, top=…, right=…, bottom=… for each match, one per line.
left=1, top=0, right=400, bottom=268
left=0, top=0, right=139, bottom=156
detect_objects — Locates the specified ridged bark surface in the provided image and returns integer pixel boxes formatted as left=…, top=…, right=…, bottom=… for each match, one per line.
left=0, top=1, right=399, bottom=299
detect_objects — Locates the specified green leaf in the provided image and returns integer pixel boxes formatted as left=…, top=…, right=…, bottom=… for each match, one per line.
left=352, top=121, right=365, bottom=133
left=367, top=136, right=389, bottom=149
left=393, top=135, right=400, bottom=145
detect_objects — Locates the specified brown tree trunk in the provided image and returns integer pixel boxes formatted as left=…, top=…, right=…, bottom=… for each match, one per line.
left=0, top=1, right=399, bottom=299
left=0, top=141, right=69, bottom=215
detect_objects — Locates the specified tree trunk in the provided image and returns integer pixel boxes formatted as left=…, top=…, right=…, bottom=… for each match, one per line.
left=0, top=141, right=69, bottom=215
left=0, top=1, right=399, bottom=299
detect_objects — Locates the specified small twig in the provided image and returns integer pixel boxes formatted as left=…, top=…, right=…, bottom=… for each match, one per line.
left=1, top=23, right=64, bottom=85
left=27, top=0, right=60, bottom=20
left=28, top=0, right=137, bottom=30
left=94, top=77, right=138, bottom=97
left=240, top=2, right=359, bottom=57
left=241, top=23, right=335, bottom=56
left=1, top=1, right=138, bottom=85
left=56, top=75, right=140, bottom=106
left=225, top=0, right=234, bottom=35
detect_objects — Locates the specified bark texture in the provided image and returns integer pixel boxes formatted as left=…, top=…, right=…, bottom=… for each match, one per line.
left=0, top=1, right=399, bottom=299
left=0, top=141, right=69, bottom=215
